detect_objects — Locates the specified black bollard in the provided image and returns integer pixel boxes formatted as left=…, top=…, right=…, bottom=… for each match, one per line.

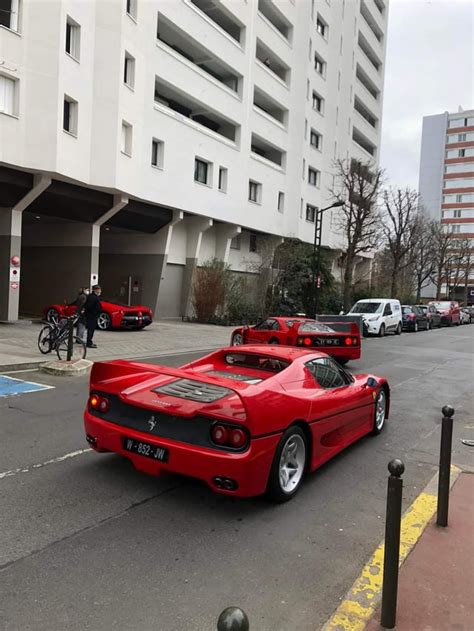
left=380, top=458, right=405, bottom=630
left=66, top=317, right=74, bottom=361
left=217, top=607, right=249, bottom=631
left=436, top=405, right=455, bottom=527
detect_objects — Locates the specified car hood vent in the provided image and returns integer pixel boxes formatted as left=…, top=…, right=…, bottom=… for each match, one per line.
left=153, top=379, right=233, bottom=403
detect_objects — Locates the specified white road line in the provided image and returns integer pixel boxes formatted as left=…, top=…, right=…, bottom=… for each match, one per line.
left=0, top=448, right=92, bottom=480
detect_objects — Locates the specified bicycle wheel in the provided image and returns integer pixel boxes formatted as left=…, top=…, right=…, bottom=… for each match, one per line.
left=38, top=325, right=54, bottom=354
left=56, top=336, right=87, bottom=361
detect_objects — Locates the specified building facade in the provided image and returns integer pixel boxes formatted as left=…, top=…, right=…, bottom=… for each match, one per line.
left=0, top=0, right=388, bottom=321
left=418, top=108, right=474, bottom=302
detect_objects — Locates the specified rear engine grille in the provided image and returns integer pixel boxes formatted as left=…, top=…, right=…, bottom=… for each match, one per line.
left=153, top=379, right=233, bottom=403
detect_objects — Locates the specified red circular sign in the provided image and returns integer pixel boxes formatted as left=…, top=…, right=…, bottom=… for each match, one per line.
left=11, top=255, right=20, bottom=266
left=11, top=282, right=19, bottom=290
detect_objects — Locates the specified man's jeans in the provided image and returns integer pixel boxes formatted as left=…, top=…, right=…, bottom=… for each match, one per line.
left=77, top=320, right=86, bottom=341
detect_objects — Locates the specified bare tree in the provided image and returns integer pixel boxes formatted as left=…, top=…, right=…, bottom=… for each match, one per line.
left=445, top=237, right=472, bottom=300
left=412, top=214, right=437, bottom=302
left=430, top=224, right=456, bottom=299
left=330, top=159, right=384, bottom=310
left=380, top=188, right=420, bottom=297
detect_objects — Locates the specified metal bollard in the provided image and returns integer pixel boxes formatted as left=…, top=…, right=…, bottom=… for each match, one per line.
left=380, top=458, right=405, bottom=630
left=66, top=318, right=74, bottom=361
left=217, top=607, right=249, bottom=631
left=436, top=405, right=455, bottom=527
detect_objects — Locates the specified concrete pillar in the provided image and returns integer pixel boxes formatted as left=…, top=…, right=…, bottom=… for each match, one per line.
left=216, top=224, right=241, bottom=263
left=181, top=216, right=213, bottom=317
left=0, top=175, right=51, bottom=321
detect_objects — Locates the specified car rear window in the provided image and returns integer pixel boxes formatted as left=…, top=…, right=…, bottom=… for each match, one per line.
left=298, top=322, right=335, bottom=333
left=402, top=307, right=413, bottom=314
left=431, top=302, right=451, bottom=309
left=350, top=302, right=382, bottom=314
left=225, top=353, right=289, bottom=373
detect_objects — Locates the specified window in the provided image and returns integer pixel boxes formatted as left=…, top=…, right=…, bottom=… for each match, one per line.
left=459, top=149, right=466, bottom=157
left=314, top=54, right=326, bottom=76
left=249, top=180, right=261, bottom=203
left=308, top=167, right=319, bottom=186
left=194, top=158, right=209, bottom=184
left=151, top=138, right=164, bottom=168
left=0, top=75, right=17, bottom=116
left=65, top=17, right=80, bottom=60
left=63, top=95, right=78, bottom=135
left=126, top=0, right=137, bottom=20
left=306, top=204, right=317, bottom=222
left=218, top=167, right=228, bottom=192
left=124, top=52, right=135, bottom=88
left=456, top=194, right=463, bottom=203
left=305, top=358, right=348, bottom=389
left=453, top=209, right=461, bottom=218
left=121, top=120, right=132, bottom=155
left=451, top=224, right=461, bottom=233
left=316, top=15, right=327, bottom=38
left=312, top=91, right=323, bottom=113
left=230, top=235, right=241, bottom=250
left=310, top=129, right=321, bottom=149
left=458, top=133, right=467, bottom=142
left=0, top=0, right=20, bottom=31
left=278, top=191, right=285, bottom=212
left=249, top=233, right=258, bottom=253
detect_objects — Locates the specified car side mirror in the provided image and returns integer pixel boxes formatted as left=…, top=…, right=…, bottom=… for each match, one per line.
left=366, top=377, right=378, bottom=388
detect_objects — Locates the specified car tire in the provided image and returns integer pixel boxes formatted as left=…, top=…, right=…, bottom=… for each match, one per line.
left=97, top=312, right=111, bottom=331
left=231, top=332, right=243, bottom=345
left=395, top=323, right=402, bottom=335
left=266, top=426, right=307, bottom=503
left=268, top=338, right=280, bottom=344
left=371, top=388, right=387, bottom=435
left=46, top=308, right=59, bottom=323
left=378, top=324, right=385, bottom=337
left=413, top=321, right=418, bottom=333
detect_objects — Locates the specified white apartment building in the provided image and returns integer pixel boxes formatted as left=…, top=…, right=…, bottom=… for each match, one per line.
left=419, top=108, right=474, bottom=302
left=0, top=0, right=388, bottom=321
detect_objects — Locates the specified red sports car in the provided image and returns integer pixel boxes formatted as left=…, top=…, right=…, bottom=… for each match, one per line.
left=231, top=317, right=361, bottom=365
left=84, top=346, right=388, bottom=501
left=43, top=301, right=153, bottom=330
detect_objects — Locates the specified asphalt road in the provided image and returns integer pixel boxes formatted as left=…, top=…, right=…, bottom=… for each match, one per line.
left=1, top=326, right=473, bottom=631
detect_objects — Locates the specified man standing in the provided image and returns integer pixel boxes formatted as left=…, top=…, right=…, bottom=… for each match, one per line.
left=84, top=285, right=102, bottom=349
left=73, top=287, right=89, bottom=343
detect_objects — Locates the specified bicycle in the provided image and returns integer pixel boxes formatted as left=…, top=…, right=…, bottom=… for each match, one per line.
left=37, top=314, right=87, bottom=360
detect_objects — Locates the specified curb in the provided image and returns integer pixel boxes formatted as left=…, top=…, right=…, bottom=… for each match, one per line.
left=320, top=464, right=463, bottom=631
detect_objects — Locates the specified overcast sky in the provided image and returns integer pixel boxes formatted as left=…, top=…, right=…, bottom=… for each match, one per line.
left=379, top=0, right=474, bottom=190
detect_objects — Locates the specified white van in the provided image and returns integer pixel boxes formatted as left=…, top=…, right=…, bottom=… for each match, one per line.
left=348, top=298, right=402, bottom=336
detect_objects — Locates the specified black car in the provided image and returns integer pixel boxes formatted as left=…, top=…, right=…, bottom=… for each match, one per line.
left=416, top=304, right=442, bottom=329
left=402, top=305, right=429, bottom=332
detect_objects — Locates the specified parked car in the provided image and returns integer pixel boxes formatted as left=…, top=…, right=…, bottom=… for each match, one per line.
left=401, top=305, right=429, bottom=332
left=416, top=305, right=442, bottom=329
left=84, top=346, right=389, bottom=502
left=347, top=299, right=402, bottom=336
left=464, top=306, right=474, bottom=323
left=44, top=300, right=153, bottom=330
left=230, top=317, right=361, bottom=365
left=460, top=308, right=471, bottom=325
left=428, top=301, right=461, bottom=326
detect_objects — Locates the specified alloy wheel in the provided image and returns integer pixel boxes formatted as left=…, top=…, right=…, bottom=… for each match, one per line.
left=374, top=390, right=386, bottom=432
left=97, top=312, right=111, bottom=330
left=231, top=333, right=243, bottom=345
left=278, top=434, right=306, bottom=494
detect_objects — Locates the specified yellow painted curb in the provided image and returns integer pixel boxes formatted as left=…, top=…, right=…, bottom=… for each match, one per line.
left=321, top=465, right=462, bottom=631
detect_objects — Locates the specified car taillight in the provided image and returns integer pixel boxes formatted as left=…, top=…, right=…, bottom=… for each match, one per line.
left=89, top=394, right=109, bottom=413
left=210, top=423, right=249, bottom=450
left=303, top=337, right=312, bottom=346
left=344, top=337, right=352, bottom=346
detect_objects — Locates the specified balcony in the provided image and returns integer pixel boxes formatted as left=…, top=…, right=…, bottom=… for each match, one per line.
left=255, top=38, right=290, bottom=85
left=154, top=77, right=239, bottom=143
left=360, top=0, right=384, bottom=44
left=250, top=133, right=286, bottom=169
left=253, top=87, right=288, bottom=128
left=157, top=13, right=242, bottom=96
left=257, top=0, right=293, bottom=44
left=354, top=95, right=378, bottom=130
left=358, top=31, right=382, bottom=73
left=188, top=0, right=244, bottom=44
left=355, top=63, right=380, bottom=102
left=352, top=126, right=377, bottom=157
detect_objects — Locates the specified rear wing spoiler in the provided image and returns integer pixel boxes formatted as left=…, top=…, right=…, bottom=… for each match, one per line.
left=315, top=315, right=363, bottom=335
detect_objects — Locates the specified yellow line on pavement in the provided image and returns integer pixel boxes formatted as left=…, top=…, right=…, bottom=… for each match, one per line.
left=321, top=466, right=462, bottom=631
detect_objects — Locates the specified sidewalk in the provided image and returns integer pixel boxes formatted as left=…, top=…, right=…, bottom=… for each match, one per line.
left=366, top=471, right=474, bottom=631
left=0, top=320, right=235, bottom=371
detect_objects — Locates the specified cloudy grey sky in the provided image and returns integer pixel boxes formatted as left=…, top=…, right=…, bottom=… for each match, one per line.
left=379, top=0, right=474, bottom=190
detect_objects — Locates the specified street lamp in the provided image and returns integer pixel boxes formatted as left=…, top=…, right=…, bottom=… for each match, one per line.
left=311, top=200, right=345, bottom=318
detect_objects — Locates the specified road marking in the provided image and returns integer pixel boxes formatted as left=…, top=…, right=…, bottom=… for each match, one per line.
left=321, top=466, right=461, bottom=631
left=0, top=449, right=92, bottom=480
left=0, top=375, right=54, bottom=398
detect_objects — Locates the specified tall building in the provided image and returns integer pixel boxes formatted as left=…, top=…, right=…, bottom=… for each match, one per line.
left=0, top=0, right=389, bottom=321
left=418, top=108, right=474, bottom=302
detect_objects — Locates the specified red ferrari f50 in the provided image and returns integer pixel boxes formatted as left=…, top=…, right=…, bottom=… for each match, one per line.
left=84, top=346, right=389, bottom=501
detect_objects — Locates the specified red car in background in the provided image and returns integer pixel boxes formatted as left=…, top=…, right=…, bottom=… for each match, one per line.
left=84, top=346, right=389, bottom=501
left=43, top=300, right=153, bottom=330
left=231, top=317, right=361, bottom=365
left=428, top=301, right=461, bottom=326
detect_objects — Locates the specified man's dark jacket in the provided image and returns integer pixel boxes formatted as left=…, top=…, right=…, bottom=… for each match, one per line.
left=84, top=292, right=102, bottom=317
